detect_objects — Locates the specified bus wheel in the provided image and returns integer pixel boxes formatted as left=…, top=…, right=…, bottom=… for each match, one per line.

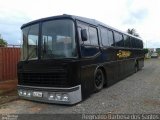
left=94, top=69, right=104, bottom=92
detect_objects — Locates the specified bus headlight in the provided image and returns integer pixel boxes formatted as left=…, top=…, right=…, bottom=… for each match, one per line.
left=55, top=93, right=62, bottom=101
left=62, top=94, right=69, bottom=101
left=23, top=91, right=27, bottom=96
left=48, top=93, right=55, bottom=100
left=18, top=90, right=31, bottom=97
left=48, top=93, right=69, bottom=102
left=27, top=92, right=31, bottom=97
left=18, top=90, right=23, bottom=96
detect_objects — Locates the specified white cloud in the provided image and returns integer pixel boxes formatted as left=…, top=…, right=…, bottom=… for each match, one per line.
left=0, top=0, right=160, bottom=48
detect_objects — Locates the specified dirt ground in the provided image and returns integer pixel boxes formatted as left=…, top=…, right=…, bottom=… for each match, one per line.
left=0, top=80, right=17, bottom=93
left=0, top=90, right=18, bottom=105
left=0, top=80, right=18, bottom=105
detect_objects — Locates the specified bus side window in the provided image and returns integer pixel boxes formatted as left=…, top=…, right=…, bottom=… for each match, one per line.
left=100, top=27, right=109, bottom=46
left=89, top=26, right=98, bottom=46
left=100, top=27, right=114, bottom=47
left=140, top=40, right=143, bottom=48
left=108, top=30, right=114, bottom=46
left=136, top=39, right=142, bottom=48
left=134, top=39, right=139, bottom=48
left=124, top=35, right=131, bottom=48
left=136, top=39, right=139, bottom=48
left=131, top=37, right=136, bottom=48
left=77, top=21, right=90, bottom=45
left=83, top=26, right=90, bottom=45
left=114, top=32, right=124, bottom=47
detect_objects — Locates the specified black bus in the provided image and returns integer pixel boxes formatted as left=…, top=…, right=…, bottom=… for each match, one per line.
left=17, top=14, right=144, bottom=105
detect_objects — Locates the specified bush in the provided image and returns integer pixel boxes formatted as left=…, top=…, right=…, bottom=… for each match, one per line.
left=143, top=48, right=149, bottom=54
left=0, top=38, right=7, bottom=47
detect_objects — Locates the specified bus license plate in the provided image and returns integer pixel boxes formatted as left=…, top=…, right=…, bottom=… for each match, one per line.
left=33, top=92, right=43, bottom=97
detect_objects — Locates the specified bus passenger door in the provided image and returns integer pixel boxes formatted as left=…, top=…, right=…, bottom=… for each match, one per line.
left=99, top=27, right=118, bottom=85
left=77, top=23, right=100, bottom=98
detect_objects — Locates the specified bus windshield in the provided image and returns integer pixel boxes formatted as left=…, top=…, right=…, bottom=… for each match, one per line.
left=41, top=19, right=77, bottom=59
left=21, top=19, right=77, bottom=60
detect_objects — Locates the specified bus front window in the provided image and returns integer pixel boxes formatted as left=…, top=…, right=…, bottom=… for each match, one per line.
left=41, top=19, right=77, bottom=59
left=21, top=24, right=39, bottom=60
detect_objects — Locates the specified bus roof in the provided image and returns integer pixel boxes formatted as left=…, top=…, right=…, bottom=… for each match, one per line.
left=21, top=14, right=142, bottom=40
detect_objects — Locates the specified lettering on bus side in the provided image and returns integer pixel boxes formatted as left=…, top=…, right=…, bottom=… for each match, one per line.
left=117, top=50, right=131, bottom=58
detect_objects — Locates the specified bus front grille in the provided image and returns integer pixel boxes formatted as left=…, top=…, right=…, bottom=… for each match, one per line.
left=18, top=71, right=68, bottom=87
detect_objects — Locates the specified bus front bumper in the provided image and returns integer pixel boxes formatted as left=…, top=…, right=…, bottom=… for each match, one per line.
left=17, top=85, right=82, bottom=105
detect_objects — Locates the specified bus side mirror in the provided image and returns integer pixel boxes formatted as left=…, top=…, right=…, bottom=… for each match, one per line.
left=81, top=29, right=88, bottom=41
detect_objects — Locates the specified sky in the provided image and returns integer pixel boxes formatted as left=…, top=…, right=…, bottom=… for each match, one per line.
left=0, top=0, right=160, bottom=48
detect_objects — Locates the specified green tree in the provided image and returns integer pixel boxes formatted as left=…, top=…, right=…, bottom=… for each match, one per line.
left=127, top=28, right=140, bottom=37
left=143, top=48, right=149, bottom=54
left=156, top=48, right=160, bottom=54
left=0, top=34, right=7, bottom=47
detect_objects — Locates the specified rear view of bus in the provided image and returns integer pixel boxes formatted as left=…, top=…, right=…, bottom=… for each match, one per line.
left=17, top=15, right=82, bottom=104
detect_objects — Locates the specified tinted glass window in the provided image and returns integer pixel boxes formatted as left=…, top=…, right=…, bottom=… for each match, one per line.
left=21, top=24, right=39, bottom=60
left=100, top=27, right=114, bottom=46
left=83, top=26, right=90, bottom=45
left=89, top=27, right=98, bottom=45
left=137, top=39, right=143, bottom=48
left=131, top=38, right=143, bottom=48
left=124, top=35, right=131, bottom=48
left=131, top=38, right=137, bottom=48
left=114, top=32, right=124, bottom=47
left=135, top=39, right=142, bottom=48
left=108, top=30, right=114, bottom=46
left=131, top=38, right=136, bottom=48
left=140, top=40, right=143, bottom=48
left=21, top=27, right=29, bottom=60
left=77, top=22, right=90, bottom=45
left=136, top=39, right=139, bottom=48
left=100, top=27, right=110, bottom=46
left=41, top=19, right=77, bottom=59
left=135, top=39, right=139, bottom=48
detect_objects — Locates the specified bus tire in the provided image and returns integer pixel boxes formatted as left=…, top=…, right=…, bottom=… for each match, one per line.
left=94, top=69, right=104, bottom=92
